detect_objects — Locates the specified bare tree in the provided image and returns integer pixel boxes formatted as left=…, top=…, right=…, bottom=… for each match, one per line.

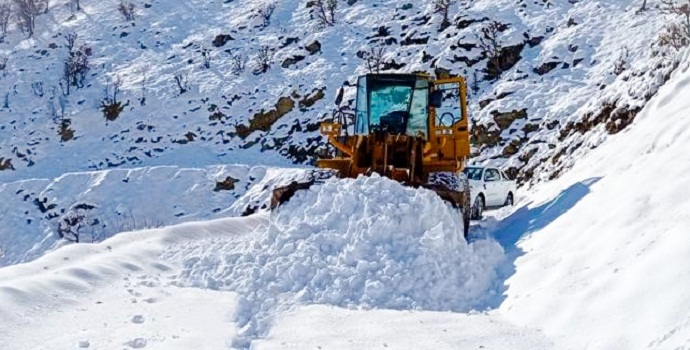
left=64, top=32, right=77, bottom=52
left=0, top=57, right=7, bottom=77
left=476, top=21, right=505, bottom=78
left=362, top=45, right=386, bottom=74
left=139, top=73, right=147, bottom=106
left=613, top=46, right=628, bottom=75
left=61, top=39, right=91, bottom=96
left=201, top=47, right=211, bottom=69
left=659, top=1, right=690, bottom=48
left=118, top=1, right=135, bottom=21
left=14, top=0, right=46, bottom=37
left=434, top=0, right=456, bottom=31
left=258, top=3, right=276, bottom=27
left=174, top=73, right=189, bottom=94
left=253, top=46, right=273, bottom=74
left=230, top=51, right=246, bottom=75
left=477, top=21, right=501, bottom=58
left=31, top=81, right=44, bottom=97
left=0, top=2, right=11, bottom=40
left=100, top=76, right=127, bottom=121
left=314, top=0, right=336, bottom=27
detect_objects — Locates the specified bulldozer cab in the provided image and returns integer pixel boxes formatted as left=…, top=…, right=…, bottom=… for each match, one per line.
left=354, top=74, right=430, bottom=138
left=319, top=73, right=471, bottom=181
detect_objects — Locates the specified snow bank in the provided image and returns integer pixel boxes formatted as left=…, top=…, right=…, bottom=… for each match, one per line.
left=169, top=175, right=505, bottom=347
left=0, top=164, right=315, bottom=267
left=497, top=55, right=690, bottom=349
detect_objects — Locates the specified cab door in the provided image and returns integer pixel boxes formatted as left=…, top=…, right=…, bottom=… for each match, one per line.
left=430, top=78, right=471, bottom=162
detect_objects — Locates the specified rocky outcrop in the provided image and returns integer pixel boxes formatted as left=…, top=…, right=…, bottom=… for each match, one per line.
left=0, top=158, right=14, bottom=171
left=236, top=97, right=296, bottom=139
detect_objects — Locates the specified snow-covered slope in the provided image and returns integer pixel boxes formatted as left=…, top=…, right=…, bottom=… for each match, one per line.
left=494, top=52, right=690, bottom=349
left=0, top=0, right=677, bottom=184
left=0, top=163, right=330, bottom=267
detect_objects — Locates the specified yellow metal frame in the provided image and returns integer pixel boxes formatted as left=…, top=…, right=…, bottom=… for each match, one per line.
left=318, top=74, right=471, bottom=178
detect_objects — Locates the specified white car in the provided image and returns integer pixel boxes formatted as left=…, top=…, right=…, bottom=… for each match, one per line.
left=462, top=166, right=517, bottom=219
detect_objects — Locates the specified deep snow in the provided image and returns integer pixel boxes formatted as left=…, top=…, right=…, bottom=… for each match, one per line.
left=0, top=177, right=513, bottom=349
left=5, top=54, right=690, bottom=348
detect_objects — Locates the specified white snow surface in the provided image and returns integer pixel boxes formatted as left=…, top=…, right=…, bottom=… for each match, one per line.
left=0, top=164, right=317, bottom=267
left=0, top=177, right=511, bottom=349
left=495, top=52, right=690, bottom=350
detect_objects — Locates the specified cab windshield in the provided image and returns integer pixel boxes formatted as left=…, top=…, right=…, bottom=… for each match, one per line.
left=355, top=75, right=429, bottom=138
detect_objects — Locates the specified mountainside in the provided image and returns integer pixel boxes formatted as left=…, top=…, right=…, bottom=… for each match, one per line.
left=0, top=0, right=678, bottom=183
left=2, top=53, right=690, bottom=348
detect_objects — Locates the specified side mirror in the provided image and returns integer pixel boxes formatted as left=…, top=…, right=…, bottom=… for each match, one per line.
left=429, top=90, right=443, bottom=108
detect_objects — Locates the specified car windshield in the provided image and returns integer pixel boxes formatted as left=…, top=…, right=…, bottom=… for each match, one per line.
left=463, top=167, right=483, bottom=181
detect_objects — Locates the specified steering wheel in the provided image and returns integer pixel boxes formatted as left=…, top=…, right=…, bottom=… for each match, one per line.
left=438, top=112, right=458, bottom=127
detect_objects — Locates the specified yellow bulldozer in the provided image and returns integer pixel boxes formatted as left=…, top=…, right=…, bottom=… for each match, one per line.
left=272, top=73, right=473, bottom=237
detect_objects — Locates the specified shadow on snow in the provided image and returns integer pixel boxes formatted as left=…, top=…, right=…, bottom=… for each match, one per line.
left=477, top=177, right=602, bottom=309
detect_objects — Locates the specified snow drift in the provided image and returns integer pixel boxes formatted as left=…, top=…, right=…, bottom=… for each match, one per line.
left=168, top=175, right=505, bottom=346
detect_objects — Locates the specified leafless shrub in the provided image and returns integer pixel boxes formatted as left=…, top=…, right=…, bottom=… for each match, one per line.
left=230, top=51, right=246, bottom=75
left=476, top=21, right=506, bottom=78
left=70, top=0, right=80, bottom=12
left=118, top=1, right=135, bottom=21
left=61, top=42, right=91, bottom=96
left=362, top=45, right=386, bottom=74
left=659, top=0, right=690, bottom=49
left=253, top=46, right=273, bottom=74
left=258, top=3, right=276, bottom=27
left=31, top=81, right=43, bottom=97
left=14, top=0, right=47, bottom=37
left=100, top=76, right=128, bottom=121
left=139, top=73, right=147, bottom=106
left=0, top=57, right=7, bottom=77
left=313, top=0, right=336, bottom=27
left=0, top=2, right=11, bottom=39
left=201, top=47, right=211, bottom=69
left=174, top=73, right=189, bottom=94
left=434, top=0, right=456, bottom=31
left=613, top=47, right=628, bottom=75
left=64, top=32, right=77, bottom=52
left=477, top=21, right=501, bottom=58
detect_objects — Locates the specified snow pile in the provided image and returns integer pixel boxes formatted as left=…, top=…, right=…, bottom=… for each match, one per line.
left=170, top=175, right=505, bottom=346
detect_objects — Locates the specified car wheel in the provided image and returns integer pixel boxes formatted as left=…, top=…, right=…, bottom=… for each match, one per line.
left=505, top=193, right=514, bottom=207
left=472, top=195, right=484, bottom=220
